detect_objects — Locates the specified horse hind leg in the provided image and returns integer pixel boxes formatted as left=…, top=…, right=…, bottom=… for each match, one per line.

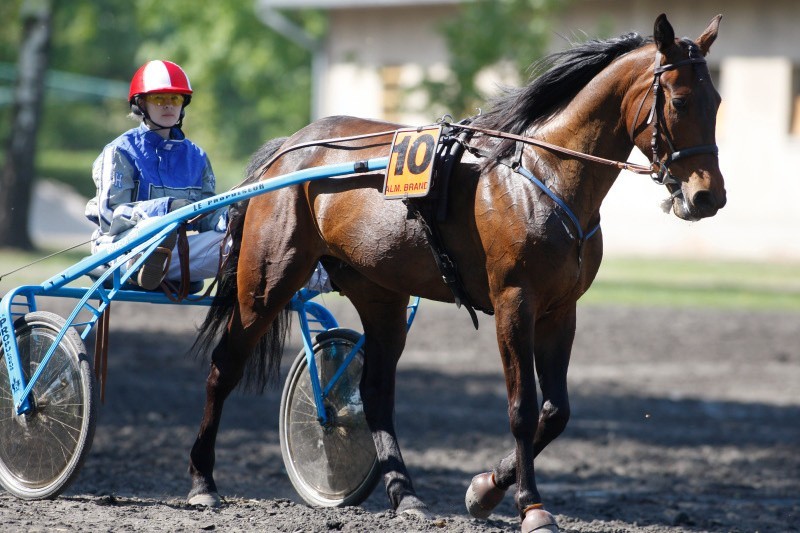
left=187, top=251, right=315, bottom=506
left=187, top=327, right=236, bottom=507
left=334, top=271, right=430, bottom=518
left=187, top=302, right=290, bottom=506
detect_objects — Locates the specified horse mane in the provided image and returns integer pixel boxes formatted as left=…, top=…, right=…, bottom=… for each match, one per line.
left=473, top=32, right=650, bottom=162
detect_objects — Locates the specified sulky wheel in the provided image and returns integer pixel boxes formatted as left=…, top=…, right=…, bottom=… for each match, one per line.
left=0, top=311, right=97, bottom=500
left=279, top=328, right=379, bottom=507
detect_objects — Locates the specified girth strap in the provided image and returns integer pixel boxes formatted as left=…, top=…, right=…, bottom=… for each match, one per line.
left=405, top=125, right=483, bottom=329
left=407, top=200, right=480, bottom=330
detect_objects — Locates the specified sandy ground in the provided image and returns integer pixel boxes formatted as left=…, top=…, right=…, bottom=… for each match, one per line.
left=1, top=296, right=798, bottom=532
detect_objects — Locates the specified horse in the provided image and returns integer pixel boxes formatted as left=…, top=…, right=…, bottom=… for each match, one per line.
left=187, top=13, right=725, bottom=532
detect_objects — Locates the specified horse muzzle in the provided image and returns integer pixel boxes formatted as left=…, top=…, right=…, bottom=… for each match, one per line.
left=669, top=180, right=726, bottom=221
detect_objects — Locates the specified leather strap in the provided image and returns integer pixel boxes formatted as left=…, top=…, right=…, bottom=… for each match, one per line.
left=449, top=121, right=655, bottom=175
left=93, top=302, right=110, bottom=403
left=160, top=225, right=192, bottom=302
left=408, top=199, right=481, bottom=329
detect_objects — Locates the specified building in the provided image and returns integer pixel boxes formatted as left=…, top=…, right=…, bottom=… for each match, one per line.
left=257, top=0, right=800, bottom=261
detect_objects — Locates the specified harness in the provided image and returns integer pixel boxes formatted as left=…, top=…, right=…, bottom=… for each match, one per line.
left=416, top=44, right=718, bottom=324
left=224, top=43, right=718, bottom=330
left=404, top=121, right=485, bottom=329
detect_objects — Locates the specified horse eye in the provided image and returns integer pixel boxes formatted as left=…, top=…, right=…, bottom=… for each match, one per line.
left=672, top=97, right=687, bottom=109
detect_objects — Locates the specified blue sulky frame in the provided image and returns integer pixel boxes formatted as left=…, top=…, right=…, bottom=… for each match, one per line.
left=0, top=157, right=393, bottom=420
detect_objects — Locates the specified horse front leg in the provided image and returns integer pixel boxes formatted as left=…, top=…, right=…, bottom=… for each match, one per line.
left=466, top=288, right=561, bottom=532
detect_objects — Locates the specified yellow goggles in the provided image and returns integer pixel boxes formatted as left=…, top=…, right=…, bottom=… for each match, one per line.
left=143, top=93, right=185, bottom=106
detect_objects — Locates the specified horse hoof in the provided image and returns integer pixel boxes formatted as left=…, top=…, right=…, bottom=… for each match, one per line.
left=465, top=472, right=506, bottom=519
left=521, top=507, right=558, bottom=533
left=187, top=491, right=221, bottom=507
left=400, top=506, right=433, bottom=520
left=397, top=495, right=432, bottom=520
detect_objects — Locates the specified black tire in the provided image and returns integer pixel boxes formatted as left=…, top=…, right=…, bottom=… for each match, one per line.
left=0, top=311, right=97, bottom=500
left=279, top=328, right=379, bottom=507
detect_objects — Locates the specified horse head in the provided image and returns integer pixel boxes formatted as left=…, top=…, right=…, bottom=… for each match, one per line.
left=629, top=14, right=727, bottom=221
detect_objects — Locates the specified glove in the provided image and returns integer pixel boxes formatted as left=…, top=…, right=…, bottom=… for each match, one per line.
left=169, top=198, right=193, bottom=212
left=214, top=208, right=228, bottom=232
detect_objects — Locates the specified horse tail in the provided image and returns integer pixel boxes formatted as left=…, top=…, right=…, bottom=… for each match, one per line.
left=193, top=136, right=291, bottom=393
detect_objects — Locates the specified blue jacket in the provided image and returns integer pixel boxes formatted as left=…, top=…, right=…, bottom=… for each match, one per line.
left=85, top=124, right=224, bottom=248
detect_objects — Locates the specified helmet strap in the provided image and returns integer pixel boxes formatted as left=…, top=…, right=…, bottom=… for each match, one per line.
left=135, top=97, right=185, bottom=134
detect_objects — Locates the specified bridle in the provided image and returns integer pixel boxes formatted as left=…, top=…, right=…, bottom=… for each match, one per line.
left=635, top=41, right=719, bottom=186
left=446, top=41, right=719, bottom=190
left=432, top=41, right=720, bottom=248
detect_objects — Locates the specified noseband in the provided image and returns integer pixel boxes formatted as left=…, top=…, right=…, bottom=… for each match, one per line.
left=636, top=42, right=719, bottom=186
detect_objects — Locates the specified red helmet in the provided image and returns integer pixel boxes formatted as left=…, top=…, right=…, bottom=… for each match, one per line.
left=128, top=60, right=192, bottom=105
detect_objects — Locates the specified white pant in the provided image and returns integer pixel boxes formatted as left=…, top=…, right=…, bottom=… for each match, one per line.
left=100, top=230, right=331, bottom=289
left=305, top=262, right=333, bottom=293
left=166, top=233, right=331, bottom=291
left=166, top=231, right=225, bottom=282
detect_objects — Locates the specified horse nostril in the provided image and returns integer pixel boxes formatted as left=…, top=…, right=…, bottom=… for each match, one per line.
left=691, top=190, right=717, bottom=216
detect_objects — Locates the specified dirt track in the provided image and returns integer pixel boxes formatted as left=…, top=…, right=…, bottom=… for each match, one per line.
left=1, top=296, right=798, bottom=532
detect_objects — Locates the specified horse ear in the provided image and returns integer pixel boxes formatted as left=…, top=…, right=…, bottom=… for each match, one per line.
left=696, top=14, right=722, bottom=56
left=653, top=13, right=675, bottom=54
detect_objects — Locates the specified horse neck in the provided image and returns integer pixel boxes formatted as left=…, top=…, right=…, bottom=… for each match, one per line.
left=525, top=52, right=650, bottom=226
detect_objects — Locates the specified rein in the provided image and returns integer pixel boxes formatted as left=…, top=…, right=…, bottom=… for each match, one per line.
left=435, top=43, right=719, bottom=248
left=444, top=121, right=655, bottom=176
left=243, top=129, right=398, bottom=188
left=238, top=43, right=717, bottom=204
left=221, top=43, right=718, bottom=273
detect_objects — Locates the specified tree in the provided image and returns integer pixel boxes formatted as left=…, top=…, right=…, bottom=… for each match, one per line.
left=133, top=0, right=325, bottom=161
left=0, top=0, right=53, bottom=250
left=0, top=1, right=321, bottom=252
left=423, top=0, right=568, bottom=118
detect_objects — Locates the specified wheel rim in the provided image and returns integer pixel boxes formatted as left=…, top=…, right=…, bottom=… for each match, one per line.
left=284, top=338, right=376, bottom=502
left=0, top=324, right=86, bottom=489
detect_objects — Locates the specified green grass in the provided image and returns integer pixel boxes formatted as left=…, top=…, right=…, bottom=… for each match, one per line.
left=582, top=257, right=800, bottom=311
left=2, top=249, right=799, bottom=312
left=0, top=246, right=92, bottom=295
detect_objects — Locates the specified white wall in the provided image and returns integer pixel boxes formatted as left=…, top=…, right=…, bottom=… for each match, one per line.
left=320, top=5, right=452, bottom=124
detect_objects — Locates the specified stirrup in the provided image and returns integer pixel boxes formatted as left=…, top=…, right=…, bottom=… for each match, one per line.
left=135, top=231, right=178, bottom=290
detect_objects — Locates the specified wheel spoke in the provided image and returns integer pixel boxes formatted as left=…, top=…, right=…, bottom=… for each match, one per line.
left=280, top=333, right=378, bottom=507
left=0, top=312, right=94, bottom=499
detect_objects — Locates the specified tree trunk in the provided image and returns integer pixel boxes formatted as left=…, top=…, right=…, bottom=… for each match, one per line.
left=0, top=0, right=53, bottom=250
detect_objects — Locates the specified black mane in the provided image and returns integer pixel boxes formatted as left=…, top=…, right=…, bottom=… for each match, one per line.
left=473, top=32, right=650, bottom=161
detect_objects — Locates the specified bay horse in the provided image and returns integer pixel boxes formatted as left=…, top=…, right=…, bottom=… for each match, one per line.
left=188, top=13, right=725, bottom=532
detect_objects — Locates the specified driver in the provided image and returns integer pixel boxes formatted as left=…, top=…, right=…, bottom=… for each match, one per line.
left=85, top=60, right=228, bottom=290
left=85, top=60, right=332, bottom=293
